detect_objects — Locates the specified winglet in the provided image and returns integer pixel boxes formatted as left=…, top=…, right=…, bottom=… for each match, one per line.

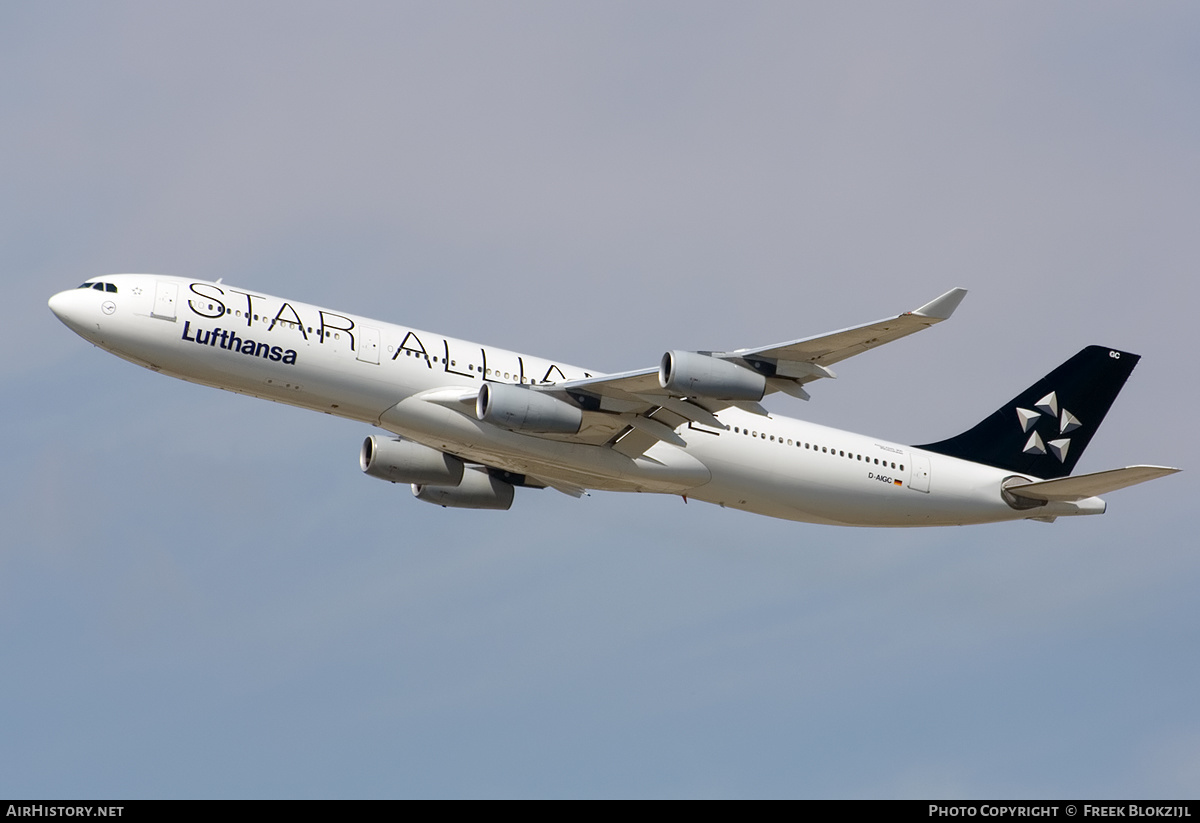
left=911, top=288, right=968, bottom=321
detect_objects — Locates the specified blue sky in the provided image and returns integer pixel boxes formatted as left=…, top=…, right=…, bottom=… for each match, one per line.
left=3, top=1, right=1198, bottom=798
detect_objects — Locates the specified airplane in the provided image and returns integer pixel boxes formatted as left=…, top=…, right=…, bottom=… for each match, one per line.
left=48, top=275, right=1179, bottom=527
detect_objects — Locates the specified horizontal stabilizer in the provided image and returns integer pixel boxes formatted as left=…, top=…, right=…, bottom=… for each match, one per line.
left=1005, top=465, right=1180, bottom=502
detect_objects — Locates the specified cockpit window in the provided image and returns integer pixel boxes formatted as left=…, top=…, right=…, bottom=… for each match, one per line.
left=105, top=283, right=117, bottom=293
left=93, top=283, right=105, bottom=291
left=78, top=282, right=94, bottom=289
left=77, top=281, right=118, bottom=293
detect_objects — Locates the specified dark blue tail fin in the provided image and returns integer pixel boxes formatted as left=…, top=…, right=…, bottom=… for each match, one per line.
left=917, top=346, right=1139, bottom=479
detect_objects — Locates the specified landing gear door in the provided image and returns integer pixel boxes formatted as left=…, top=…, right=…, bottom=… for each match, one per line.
left=357, top=326, right=380, bottom=364
left=909, top=452, right=931, bottom=493
left=152, top=281, right=178, bottom=320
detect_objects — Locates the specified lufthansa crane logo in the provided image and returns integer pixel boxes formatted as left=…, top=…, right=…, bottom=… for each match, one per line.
left=1016, top=391, right=1080, bottom=462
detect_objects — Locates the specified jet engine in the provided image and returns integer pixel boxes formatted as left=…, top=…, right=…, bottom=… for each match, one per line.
left=360, top=436, right=465, bottom=486
left=476, top=382, right=583, bottom=434
left=412, top=472, right=515, bottom=510
left=659, top=350, right=766, bottom=401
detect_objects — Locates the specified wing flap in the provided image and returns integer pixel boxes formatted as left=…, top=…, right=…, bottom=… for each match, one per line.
left=527, top=475, right=590, bottom=498
left=625, top=414, right=687, bottom=447
left=633, top=394, right=727, bottom=429
left=611, top=427, right=659, bottom=458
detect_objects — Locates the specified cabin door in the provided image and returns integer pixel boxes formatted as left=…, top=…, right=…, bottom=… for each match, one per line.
left=357, top=327, right=380, bottom=364
left=152, top=281, right=178, bottom=320
left=909, top=452, right=931, bottom=493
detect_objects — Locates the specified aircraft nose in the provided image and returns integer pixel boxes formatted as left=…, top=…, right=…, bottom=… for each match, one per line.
left=47, top=289, right=71, bottom=320
left=48, top=287, right=93, bottom=332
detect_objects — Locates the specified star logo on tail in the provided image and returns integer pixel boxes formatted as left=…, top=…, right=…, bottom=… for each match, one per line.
left=1015, top=391, right=1081, bottom=462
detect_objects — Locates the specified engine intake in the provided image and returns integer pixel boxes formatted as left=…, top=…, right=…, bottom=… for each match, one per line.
left=659, top=350, right=766, bottom=401
left=476, top=382, right=583, bottom=434
left=412, top=472, right=515, bottom=510
left=360, top=436, right=465, bottom=486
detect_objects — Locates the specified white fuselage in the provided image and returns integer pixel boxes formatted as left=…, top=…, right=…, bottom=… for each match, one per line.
left=49, top=274, right=1104, bottom=526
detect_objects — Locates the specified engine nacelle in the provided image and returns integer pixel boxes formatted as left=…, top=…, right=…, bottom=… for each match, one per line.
left=412, top=472, right=515, bottom=510
left=659, top=350, right=766, bottom=401
left=476, top=382, right=583, bottom=434
left=360, top=436, right=465, bottom=486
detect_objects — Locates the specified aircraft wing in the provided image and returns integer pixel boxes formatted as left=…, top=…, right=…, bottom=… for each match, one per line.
left=722, top=287, right=967, bottom=368
left=534, top=288, right=967, bottom=456
left=545, top=287, right=966, bottom=408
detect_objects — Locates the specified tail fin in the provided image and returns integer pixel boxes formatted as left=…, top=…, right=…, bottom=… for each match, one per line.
left=917, top=346, right=1140, bottom=479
